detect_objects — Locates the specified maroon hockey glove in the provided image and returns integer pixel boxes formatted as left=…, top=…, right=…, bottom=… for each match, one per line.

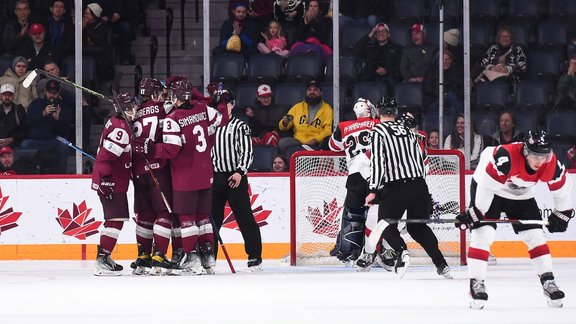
left=546, top=209, right=574, bottom=233
left=97, top=177, right=115, bottom=200
left=133, top=138, right=155, bottom=157
left=456, top=206, right=484, bottom=229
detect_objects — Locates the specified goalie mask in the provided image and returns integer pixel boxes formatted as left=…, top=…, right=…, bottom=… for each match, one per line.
left=377, top=96, right=398, bottom=116
left=171, top=80, right=193, bottom=102
left=353, top=98, right=377, bottom=118
left=115, top=92, right=136, bottom=121
left=398, top=112, right=418, bottom=129
left=139, top=77, right=164, bottom=101
left=523, top=129, right=553, bottom=165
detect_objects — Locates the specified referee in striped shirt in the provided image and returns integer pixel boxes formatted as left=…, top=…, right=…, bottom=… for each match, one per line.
left=364, top=96, right=450, bottom=278
left=211, top=112, right=263, bottom=270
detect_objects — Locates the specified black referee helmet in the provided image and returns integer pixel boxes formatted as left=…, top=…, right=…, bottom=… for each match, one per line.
left=377, top=96, right=398, bottom=116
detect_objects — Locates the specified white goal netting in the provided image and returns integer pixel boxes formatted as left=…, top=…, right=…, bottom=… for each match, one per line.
left=290, top=150, right=467, bottom=266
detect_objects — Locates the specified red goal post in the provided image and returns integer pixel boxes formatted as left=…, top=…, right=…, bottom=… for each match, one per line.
left=289, top=149, right=467, bottom=266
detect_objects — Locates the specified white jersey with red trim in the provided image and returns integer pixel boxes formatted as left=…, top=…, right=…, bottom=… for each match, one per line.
left=472, top=142, right=572, bottom=213
left=329, top=117, right=379, bottom=179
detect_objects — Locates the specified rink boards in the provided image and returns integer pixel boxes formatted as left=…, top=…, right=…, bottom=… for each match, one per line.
left=0, top=172, right=575, bottom=260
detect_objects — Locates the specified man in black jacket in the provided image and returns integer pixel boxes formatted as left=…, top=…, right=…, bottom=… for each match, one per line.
left=0, top=83, right=28, bottom=149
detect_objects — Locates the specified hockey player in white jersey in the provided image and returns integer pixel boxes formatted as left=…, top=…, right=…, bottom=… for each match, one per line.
left=457, top=129, right=573, bottom=309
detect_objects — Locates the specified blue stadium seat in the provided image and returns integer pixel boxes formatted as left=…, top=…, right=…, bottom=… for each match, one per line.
left=325, top=56, right=361, bottom=85
left=549, top=0, right=576, bottom=19
left=286, top=54, right=323, bottom=83
left=247, top=54, right=285, bottom=85
left=394, top=82, right=423, bottom=112
left=0, top=56, right=13, bottom=75
left=273, top=82, right=306, bottom=109
left=341, top=25, right=371, bottom=54
left=507, top=0, right=541, bottom=21
left=234, top=83, right=260, bottom=111
left=551, top=142, right=573, bottom=166
left=388, top=22, right=412, bottom=47
left=526, top=47, right=563, bottom=81
left=473, top=81, right=509, bottom=111
left=211, top=53, right=245, bottom=85
left=250, top=145, right=279, bottom=172
left=473, top=111, right=499, bottom=136
left=514, top=80, right=550, bottom=110
left=471, top=0, right=501, bottom=23
left=352, top=82, right=387, bottom=107
left=514, top=110, right=541, bottom=133
left=391, top=0, right=424, bottom=23
left=545, top=111, right=576, bottom=139
left=537, top=20, right=569, bottom=48
left=421, top=112, right=454, bottom=135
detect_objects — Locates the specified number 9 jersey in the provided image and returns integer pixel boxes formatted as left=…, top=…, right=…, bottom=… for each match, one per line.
left=328, top=117, right=379, bottom=179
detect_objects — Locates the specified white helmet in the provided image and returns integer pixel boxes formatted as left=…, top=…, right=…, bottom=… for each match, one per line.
left=353, top=98, right=376, bottom=118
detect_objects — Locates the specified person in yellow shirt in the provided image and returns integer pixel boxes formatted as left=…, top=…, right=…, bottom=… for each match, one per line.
left=278, top=80, right=333, bottom=155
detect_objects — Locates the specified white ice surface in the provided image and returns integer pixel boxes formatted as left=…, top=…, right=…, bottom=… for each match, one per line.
left=0, top=258, right=575, bottom=324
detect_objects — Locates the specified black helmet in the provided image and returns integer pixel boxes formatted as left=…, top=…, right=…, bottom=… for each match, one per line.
left=377, top=96, right=398, bottom=116
left=398, top=112, right=417, bottom=129
left=524, top=129, right=552, bottom=155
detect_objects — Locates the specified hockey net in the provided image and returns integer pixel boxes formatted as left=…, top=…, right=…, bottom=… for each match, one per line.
left=290, top=150, right=467, bottom=266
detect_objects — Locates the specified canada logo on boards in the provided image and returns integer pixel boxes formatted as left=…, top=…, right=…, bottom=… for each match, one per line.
left=222, top=185, right=271, bottom=231
left=305, top=198, right=342, bottom=238
left=56, top=201, right=102, bottom=240
left=0, top=188, right=23, bottom=235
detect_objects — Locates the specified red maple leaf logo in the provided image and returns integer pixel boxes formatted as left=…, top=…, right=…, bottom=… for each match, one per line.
left=0, top=187, right=23, bottom=235
left=222, top=185, right=271, bottom=231
left=56, top=201, right=102, bottom=240
left=305, top=198, right=342, bottom=238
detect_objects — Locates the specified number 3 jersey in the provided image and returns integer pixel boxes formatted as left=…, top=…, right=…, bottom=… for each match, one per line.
left=329, top=117, right=379, bottom=179
left=132, top=100, right=170, bottom=176
left=154, top=102, right=224, bottom=191
left=91, top=116, right=132, bottom=193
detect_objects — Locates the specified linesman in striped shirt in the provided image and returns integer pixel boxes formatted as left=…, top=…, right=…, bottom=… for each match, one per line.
left=360, top=96, right=451, bottom=278
left=211, top=104, right=263, bottom=271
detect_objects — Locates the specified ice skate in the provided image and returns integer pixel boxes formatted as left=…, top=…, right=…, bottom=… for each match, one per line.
left=130, top=247, right=152, bottom=275
left=94, top=249, right=123, bottom=276
left=394, top=249, right=410, bottom=278
left=469, top=279, right=488, bottom=309
left=540, top=272, right=564, bottom=308
left=179, top=251, right=205, bottom=275
left=355, top=248, right=375, bottom=272
left=436, top=261, right=453, bottom=279
left=248, top=258, right=263, bottom=272
left=375, top=249, right=396, bottom=272
left=199, top=242, right=216, bottom=275
left=150, top=252, right=173, bottom=276
left=165, top=248, right=184, bottom=275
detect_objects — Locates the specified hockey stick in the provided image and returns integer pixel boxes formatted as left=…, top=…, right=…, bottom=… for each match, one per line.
left=23, top=69, right=113, bottom=102
left=209, top=215, right=236, bottom=274
left=383, top=218, right=549, bottom=225
left=56, top=136, right=95, bottom=160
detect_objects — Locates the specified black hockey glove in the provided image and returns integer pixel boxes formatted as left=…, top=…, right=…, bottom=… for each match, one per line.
left=97, top=177, right=115, bottom=200
left=456, top=206, right=484, bottom=229
left=133, top=138, right=155, bottom=157
left=546, top=209, right=574, bottom=233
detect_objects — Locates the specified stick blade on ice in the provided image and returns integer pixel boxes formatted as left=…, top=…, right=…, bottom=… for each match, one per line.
left=23, top=70, right=38, bottom=88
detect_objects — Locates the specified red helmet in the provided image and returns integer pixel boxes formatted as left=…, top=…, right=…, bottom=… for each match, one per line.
left=139, top=77, right=164, bottom=99
left=171, top=80, right=193, bottom=101
left=166, top=75, right=187, bottom=88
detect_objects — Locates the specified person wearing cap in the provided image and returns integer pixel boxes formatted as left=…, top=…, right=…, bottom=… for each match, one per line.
left=443, top=28, right=462, bottom=65
left=1, top=0, right=32, bottom=55
left=554, top=54, right=576, bottom=109
left=278, top=80, right=333, bottom=154
left=0, top=83, right=29, bottom=149
left=477, top=25, right=527, bottom=85
left=353, top=22, right=403, bottom=91
left=83, top=3, right=114, bottom=80
left=217, top=2, right=259, bottom=58
left=0, top=56, right=38, bottom=110
left=16, top=22, right=60, bottom=71
left=20, top=79, right=71, bottom=174
left=0, top=146, right=17, bottom=175
left=400, top=23, right=437, bottom=83
left=244, top=84, right=285, bottom=147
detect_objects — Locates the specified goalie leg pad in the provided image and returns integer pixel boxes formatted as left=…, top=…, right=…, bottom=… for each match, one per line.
left=330, top=208, right=366, bottom=261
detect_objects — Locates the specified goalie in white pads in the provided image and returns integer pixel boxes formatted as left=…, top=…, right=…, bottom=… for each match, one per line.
left=328, top=98, right=380, bottom=263
left=457, top=129, right=573, bottom=309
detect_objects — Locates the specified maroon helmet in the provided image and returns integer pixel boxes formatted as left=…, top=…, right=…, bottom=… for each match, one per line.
left=166, top=75, right=188, bottom=88
left=170, top=80, right=193, bottom=101
left=139, top=77, right=164, bottom=99
left=115, top=92, right=136, bottom=119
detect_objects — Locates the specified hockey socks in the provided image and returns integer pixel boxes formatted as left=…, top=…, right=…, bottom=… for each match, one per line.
left=99, top=220, right=124, bottom=254
left=153, top=212, right=172, bottom=255
left=135, top=213, right=155, bottom=254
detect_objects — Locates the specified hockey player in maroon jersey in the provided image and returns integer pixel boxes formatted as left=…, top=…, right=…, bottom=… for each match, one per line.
left=457, top=129, right=574, bottom=309
left=91, top=93, right=136, bottom=276
left=129, top=77, right=175, bottom=275
left=328, top=98, right=380, bottom=264
left=134, top=80, right=227, bottom=275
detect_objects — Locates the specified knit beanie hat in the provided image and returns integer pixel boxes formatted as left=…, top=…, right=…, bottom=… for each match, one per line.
left=444, top=29, right=460, bottom=47
left=12, top=56, right=28, bottom=70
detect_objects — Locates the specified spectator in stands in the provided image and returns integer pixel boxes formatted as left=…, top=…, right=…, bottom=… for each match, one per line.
left=0, top=56, right=38, bottom=110
left=428, top=129, right=440, bottom=150
left=0, top=146, right=17, bottom=175
left=553, top=54, right=576, bottom=110
left=17, top=22, right=60, bottom=70
left=443, top=113, right=483, bottom=168
left=353, top=22, right=403, bottom=92
left=443, top=28, right=462, bottom=66
left=100, top=0, right=138, bottom=65
left=0, top=83, right=28, bottom=148
left=229, top=0, right=274, bottom=32
left=273, top=0, right=305, bottom=27
left=491, top=110, right=524, bottom=145
left=400, top=23, right=437, bottom=83
left=2, top=0, right=32, bottom=55
left=567, top=145, right=576, bottom=169
left=278, top=80, right=333, bottom=154
left=245, top=84, right=285, bottom=147
left=257, top=19, right=289, bottom=57
left=272, top=154, right=288, bottom=172
left=83, top=3, right=114, bottom=81
left=290, top=0, right=332, bottom=60
left=218, top=2, right=259, bottom=58
left=423, top=50, right=463, bottom=114
left=476, top=26, right=527, bottom=86
left=45, top=0, right=74, bottom=58
left=21, top=79, right=70, bottom=173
